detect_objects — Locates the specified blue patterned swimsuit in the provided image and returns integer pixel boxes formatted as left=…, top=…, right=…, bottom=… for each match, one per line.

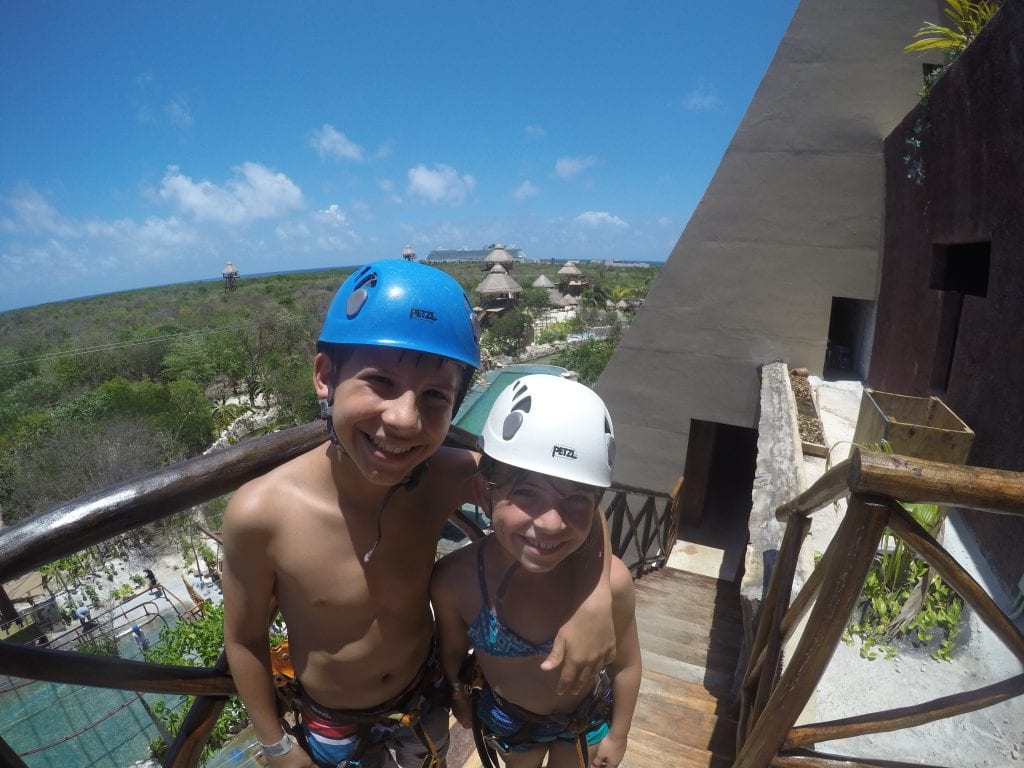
left=466, top=538, right=553, bottom=658
left=465, top=538, right=612, bottom=752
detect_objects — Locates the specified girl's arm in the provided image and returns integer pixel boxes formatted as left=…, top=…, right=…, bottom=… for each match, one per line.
left=543, top=509, right=616, bottom=694
left=591, top=558, right=642, bottom=768
left=430, top=554, right=474, bottom=728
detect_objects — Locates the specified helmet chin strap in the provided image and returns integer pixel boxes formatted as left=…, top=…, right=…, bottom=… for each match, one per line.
left=322, top=388, right=431, bottom=563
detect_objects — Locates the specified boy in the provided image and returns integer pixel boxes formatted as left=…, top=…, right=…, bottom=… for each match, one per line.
left=431, top=375, right=641, bottom=768
left=223, top=260, right=615, bottom=768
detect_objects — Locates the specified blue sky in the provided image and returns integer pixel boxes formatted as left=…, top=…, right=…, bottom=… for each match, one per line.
left=0, top=1, right=799, bottom=312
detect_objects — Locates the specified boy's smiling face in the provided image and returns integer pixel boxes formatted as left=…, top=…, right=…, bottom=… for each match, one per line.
left=315, top=345, right=463, bottom=487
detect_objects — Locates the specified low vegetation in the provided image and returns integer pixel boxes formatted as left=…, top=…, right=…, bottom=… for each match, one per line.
left=0, top=261, right=657, bottom=525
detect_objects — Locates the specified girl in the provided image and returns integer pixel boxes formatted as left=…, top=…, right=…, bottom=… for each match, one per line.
left=431, top=374, right=641, bottom=768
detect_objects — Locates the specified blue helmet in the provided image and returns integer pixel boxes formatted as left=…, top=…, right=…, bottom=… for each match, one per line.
left=319, top=260, right=480, bottom=370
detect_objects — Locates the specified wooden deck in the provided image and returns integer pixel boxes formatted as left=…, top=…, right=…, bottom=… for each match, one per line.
left=450, top=565, right=742, bottom=767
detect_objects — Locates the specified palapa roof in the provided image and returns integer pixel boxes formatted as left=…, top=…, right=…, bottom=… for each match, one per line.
left=557, top=261, right=583, bottom=276
left=533, top=274, right=555, bottom=288
left=475, top=264, right=524, bottom=295
left=221, top=261, right=239, bottom=277
left=484, top=245, right=516, bottom=268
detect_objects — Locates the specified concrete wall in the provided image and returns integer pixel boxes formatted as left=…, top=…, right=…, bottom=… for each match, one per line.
left=870, top=1, right=1024, bottom=588
left=597, top=0, right=939, bottom=493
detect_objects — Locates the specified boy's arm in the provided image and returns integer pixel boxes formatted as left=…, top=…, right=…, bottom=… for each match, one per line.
left=222, top=488, right=311, bottom=767
left=430, top=556, right=474, bottom=728
left=542, top=509, right=616, bottom=694
left=591, top=558, right=642, bottom=768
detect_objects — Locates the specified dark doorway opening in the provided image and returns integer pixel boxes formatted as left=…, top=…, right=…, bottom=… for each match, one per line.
left=825, top=296, right=875, bottom=380
left=929, top=241, right=990, bottom=393
left=677, top=420, right=757, bottom=562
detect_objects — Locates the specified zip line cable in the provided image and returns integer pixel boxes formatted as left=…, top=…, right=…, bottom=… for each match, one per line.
left=0, top=313, right=310, bottom=371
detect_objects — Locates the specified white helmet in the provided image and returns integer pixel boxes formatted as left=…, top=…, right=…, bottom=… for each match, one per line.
left=479, top=374, right=615, bottom=488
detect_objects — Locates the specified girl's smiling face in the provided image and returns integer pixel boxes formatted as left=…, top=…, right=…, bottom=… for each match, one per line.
left=482, top=464, right=600, bottom=573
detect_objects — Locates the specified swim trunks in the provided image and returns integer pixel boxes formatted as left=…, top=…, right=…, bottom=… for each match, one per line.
left=296, top=644, right=449, bottom=768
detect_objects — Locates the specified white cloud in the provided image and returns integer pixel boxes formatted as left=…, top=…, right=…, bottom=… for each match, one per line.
left=575, top=211, right=628, bottom=228
left=4, top=186, right=76, bottom=236
left=165, top=98, right=194, bottom=129
left=315, top=203, right=350, bottom=225
left=311, top=124, right=365, bottom=161
left=159, top=162, right=304, bottom=225
left=513, top=180, right=538, bottom=201
left=555, top=156, right=597, bottom=180
left=682, top=83, right=720, bottom=111
left=406, top=164, right=475, bottom=205
left=525, top=124, right=547, bottom=138
left=377, top=179, right=402, bottom=204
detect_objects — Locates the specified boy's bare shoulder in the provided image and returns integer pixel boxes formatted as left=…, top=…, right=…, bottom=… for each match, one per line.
left=415, top=445, right=480, bottom=508
left=426, top=445, right=479, bottom=482
left=224, top=446, right=329, bottom=533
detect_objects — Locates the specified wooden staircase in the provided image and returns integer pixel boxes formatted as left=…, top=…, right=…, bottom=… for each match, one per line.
left=450, top=564, right=743, bottom=767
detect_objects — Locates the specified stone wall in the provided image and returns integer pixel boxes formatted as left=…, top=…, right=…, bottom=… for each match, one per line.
left=869, top=1, right=1024, bottom=589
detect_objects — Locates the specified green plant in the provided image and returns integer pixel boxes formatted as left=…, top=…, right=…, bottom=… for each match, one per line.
left=112, top=584, right=135, bottom=601
left=77, top=625, right=118, bottom=656
left=145, top=603, right=248, bottom=763
left=904, top=0, right=999, bottom=56
left=838, top=441, right=964, bottom=661
left=901, top=0, right=999, bottom=183
left=84, top=583, right=101, bottom=607
left=551, top=339, right=617, bottom=387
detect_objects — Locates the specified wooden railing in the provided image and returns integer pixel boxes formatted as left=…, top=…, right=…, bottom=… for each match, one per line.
left=0, top=420, right=677, bottom=767
left=735, top=447, right=1024, bottom=768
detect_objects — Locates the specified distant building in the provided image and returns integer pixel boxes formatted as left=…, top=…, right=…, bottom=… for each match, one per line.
left=427, top=243, right=527, bottom=263
left=221, top=261, right=240, bottom=290
left=402, top=245, right=417, bottom=261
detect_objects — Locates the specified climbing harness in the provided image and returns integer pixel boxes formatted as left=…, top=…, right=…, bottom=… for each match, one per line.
left=467, top=665, right=613, bottom=768
left=273, top=640, right=446, bottom=768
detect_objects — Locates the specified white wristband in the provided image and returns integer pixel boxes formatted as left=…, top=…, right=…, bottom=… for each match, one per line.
left=259, top=732, right=293, bottom=757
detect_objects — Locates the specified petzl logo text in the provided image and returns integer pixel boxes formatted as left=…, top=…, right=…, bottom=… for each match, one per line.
left=552, top=445, right=578, bottom=459
left=409, top=307, right=437, bottom=321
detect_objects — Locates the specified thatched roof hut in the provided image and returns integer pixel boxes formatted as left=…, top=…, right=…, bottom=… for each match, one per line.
left=483, top=244, right=516, bottom=271
left=533, top=274, right=555, bottom=288
left=557, top=261, right=583, bottom=277
left=475, top=264, right=524, bottom=298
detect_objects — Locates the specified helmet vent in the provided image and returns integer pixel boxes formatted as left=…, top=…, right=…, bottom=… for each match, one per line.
left=347, top=288, right=368, bottom=318
left=502, top=411, right=524, bottom=440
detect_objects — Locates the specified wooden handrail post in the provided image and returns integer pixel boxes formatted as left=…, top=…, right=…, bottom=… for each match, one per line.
left=163, top=651, right=231, bottom=768
left=746, top=513, right=810, bottom=741
left=734, top=495, right=890, bottom=768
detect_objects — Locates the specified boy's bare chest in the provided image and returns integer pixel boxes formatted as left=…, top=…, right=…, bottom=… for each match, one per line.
left=273, top=507, right=439, bottom=614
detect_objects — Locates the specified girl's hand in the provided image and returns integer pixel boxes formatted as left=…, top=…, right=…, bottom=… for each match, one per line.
left=590, top=732, right=628, bottom=768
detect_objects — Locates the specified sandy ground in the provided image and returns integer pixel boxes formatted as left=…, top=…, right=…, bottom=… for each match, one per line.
left=804, top=378, right=1024, bottom=766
